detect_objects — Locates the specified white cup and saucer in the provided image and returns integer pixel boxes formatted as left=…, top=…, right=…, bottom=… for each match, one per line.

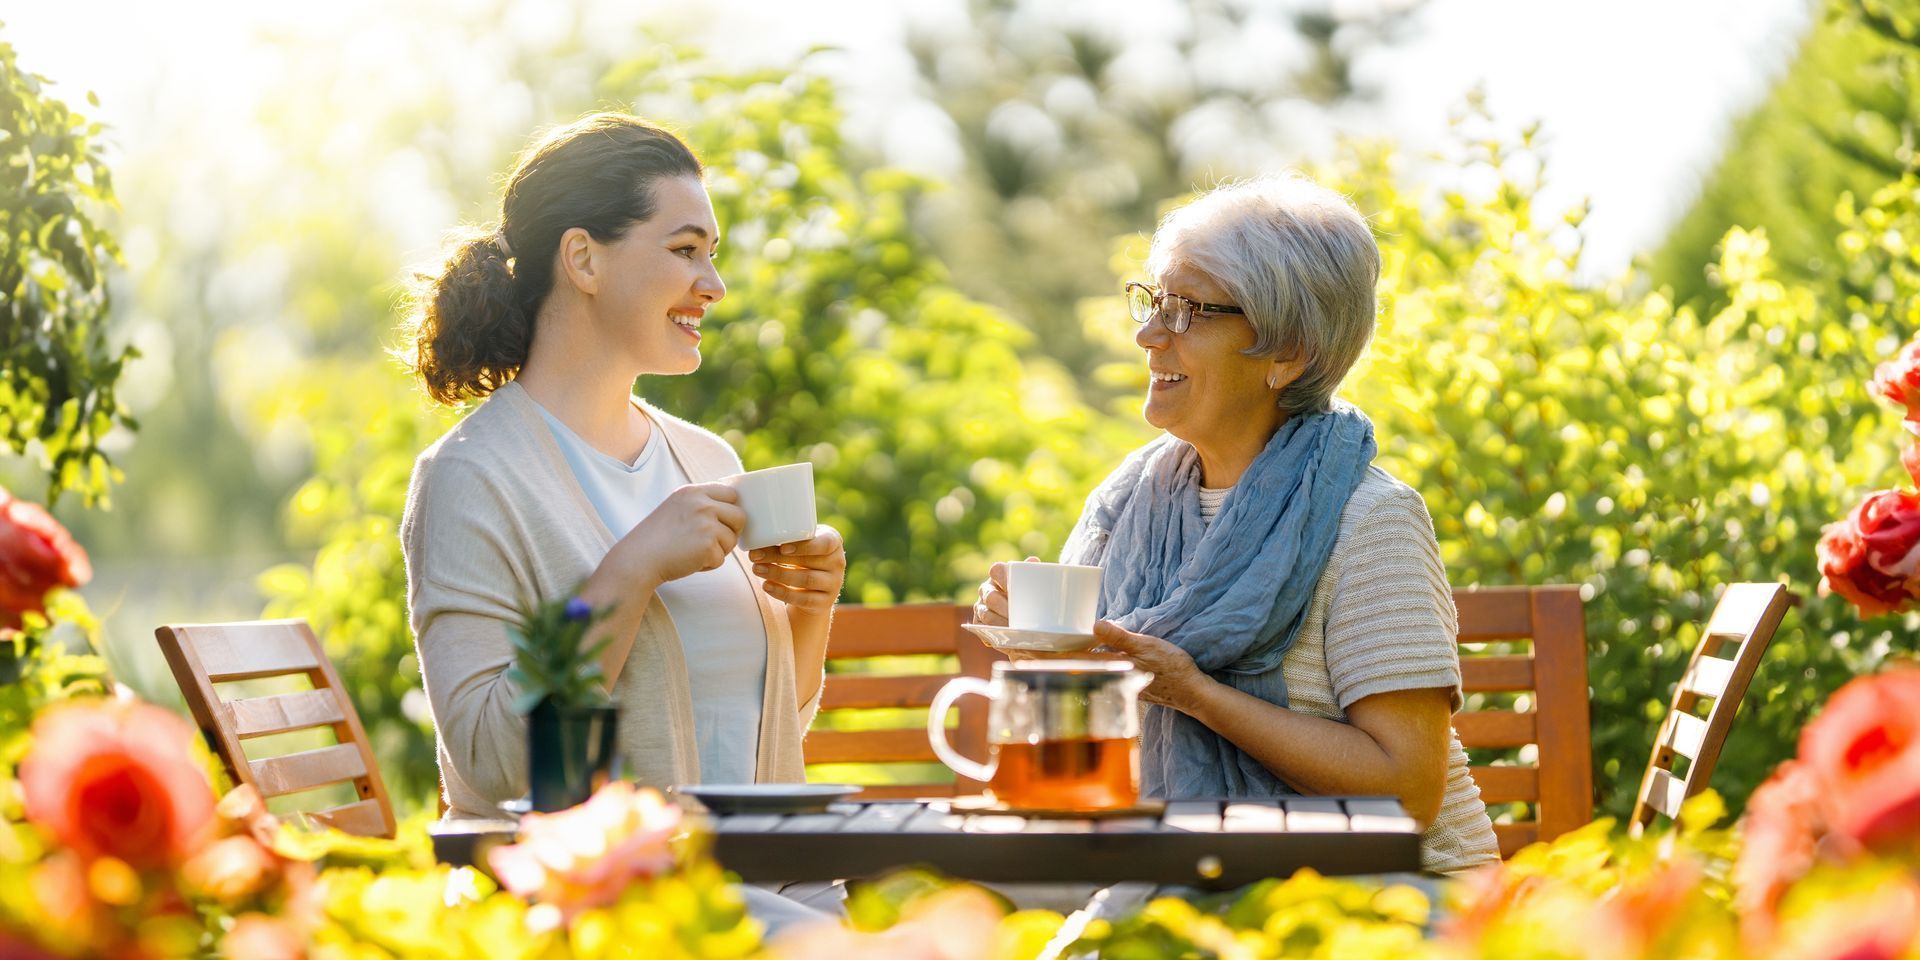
left=963, top=561, right=1103, bottom=653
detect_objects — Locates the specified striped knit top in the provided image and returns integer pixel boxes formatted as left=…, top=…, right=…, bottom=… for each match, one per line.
left=1202, top=466, right=1499, bottom=874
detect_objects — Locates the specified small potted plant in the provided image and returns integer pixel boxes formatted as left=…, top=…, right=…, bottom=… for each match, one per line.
left=508, top=593, right=619, bottom=812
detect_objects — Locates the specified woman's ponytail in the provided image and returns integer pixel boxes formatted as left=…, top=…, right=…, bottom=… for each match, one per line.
left=406, top=229, right=530, bottom=405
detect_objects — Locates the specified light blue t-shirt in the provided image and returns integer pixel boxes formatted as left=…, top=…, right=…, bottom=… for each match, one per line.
left=537, top=405, right=767, bottom=784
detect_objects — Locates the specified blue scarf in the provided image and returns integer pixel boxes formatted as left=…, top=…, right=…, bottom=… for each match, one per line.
left=1060, top=402, right=1377, bottom=797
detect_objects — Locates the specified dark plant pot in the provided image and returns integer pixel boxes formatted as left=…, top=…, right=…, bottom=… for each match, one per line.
left=528, top=700, right=618, bottom=813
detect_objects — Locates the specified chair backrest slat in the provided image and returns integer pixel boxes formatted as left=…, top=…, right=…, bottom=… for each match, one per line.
left=1468, top=764, right=1538, bottom=805
left=1452, top=710, right=1537, bottom=748
left=305, top=798, right=390, bottom=837
left=826, top=606, right=965, bottom=657
left=1628, top=583, right=1791, bottom=837
left=173, top=621, right=323, bottom=681
left=1667, top=710, right=1710, bottom=760
left=155, top=619, right=396, bottom=839
left=1455, top=584, right=1593, bottom=858
left=249, top=743, right=368, bottom=798
left=1459, top=655, right=1534, bottom=691
left=817, top=674, right=954, bottom=711
left=1681, top=655, right=1735, bottom=699
left=224, top=689, right=347, bottom=739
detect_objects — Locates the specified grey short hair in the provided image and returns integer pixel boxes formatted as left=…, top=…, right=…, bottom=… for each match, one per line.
left=1146, top=173, right=1379, bottom=415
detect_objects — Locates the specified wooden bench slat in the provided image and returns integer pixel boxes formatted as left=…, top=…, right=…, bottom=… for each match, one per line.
left=1468, top=765, right=1539, bottom=804
left=1494, top=822, right=1539, bottom=858
left=223, top=689, right=346, bottom=738
left=1461, top=655, right=1535, bottom=692
left=820, top=675, right=955, bottom=710
left=1453, top=589, right=1536, bottom=641
left=1682, top=656, right=1735, bottom=699
left=1343, top=799, right=1419, bottom=833
left=1281, top=799, right=1349, bottom=833
left=1667, top=711, right=1709, bottom=760
left=1454, top=710, right=1538, bottom=749
left=249, top=743, right=366, bottom=798
left=181, top=621, right=321, bottom=681
left=806, top=729, right=939, bottom=764
left=303, top=798, right=387, bottom=837
left=827, top=605, right=964, bottom=658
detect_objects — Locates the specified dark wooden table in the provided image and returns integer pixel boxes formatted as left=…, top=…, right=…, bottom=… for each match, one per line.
left=433, top=796, right=1423, bottom=889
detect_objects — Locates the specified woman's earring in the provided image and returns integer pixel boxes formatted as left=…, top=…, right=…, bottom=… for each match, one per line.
left=1266, top=371, right=1280, bottom=390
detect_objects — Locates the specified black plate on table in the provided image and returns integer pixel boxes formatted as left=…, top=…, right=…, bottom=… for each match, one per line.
left=672, top=783, right=862, bottom=815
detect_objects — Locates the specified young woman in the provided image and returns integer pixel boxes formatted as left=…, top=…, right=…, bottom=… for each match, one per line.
left=400, top=113, right=844, bottom=821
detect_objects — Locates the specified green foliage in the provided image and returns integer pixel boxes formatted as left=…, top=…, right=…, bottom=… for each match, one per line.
left=1652, top=0, right=1920, bottom=309
left=0, top=30, right=135, bottom=506
left=505, top=593, right=613, bottom=713
left=1319, top=111, right=1910, bottom=817
left=0, top=591, right=108, bottom=783
left=903, top=0, right=1420, bottom=383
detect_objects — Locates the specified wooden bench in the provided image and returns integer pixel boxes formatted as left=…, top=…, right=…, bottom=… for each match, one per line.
left=807, top=604, right=1004, bottom=798
left=812, top=587, right=1593, bottom=858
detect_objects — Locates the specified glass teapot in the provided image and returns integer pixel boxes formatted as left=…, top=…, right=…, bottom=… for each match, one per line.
left=927, top=660, right=1152, bottom=810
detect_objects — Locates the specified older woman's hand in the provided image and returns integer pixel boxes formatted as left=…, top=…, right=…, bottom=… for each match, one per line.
left=971, top=556, right=1039, bottom=627
left=748, top=525, right=845, bottom=615
left=1091, top=620, right=1215, bottom=713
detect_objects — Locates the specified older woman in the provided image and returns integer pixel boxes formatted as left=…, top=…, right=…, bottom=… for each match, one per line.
left=976, top=174, right=1499, bottom=874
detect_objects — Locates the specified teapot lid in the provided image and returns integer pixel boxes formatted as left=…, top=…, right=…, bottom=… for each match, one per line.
left=991, top=659, right=1142, bottom=689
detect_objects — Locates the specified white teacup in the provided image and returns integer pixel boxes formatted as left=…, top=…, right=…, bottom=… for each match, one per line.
left=720, top=463, right=817, bottom=551
left=1007, top=561, right=1103, bottom=635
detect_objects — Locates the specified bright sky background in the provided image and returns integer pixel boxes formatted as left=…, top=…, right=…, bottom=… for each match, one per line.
left=7, top=0, right=1812, bottom=276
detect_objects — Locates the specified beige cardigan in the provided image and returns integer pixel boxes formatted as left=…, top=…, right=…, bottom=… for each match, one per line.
left=401, top=381, right=821, bottom=819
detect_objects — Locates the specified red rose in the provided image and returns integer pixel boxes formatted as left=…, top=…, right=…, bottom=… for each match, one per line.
left=1817, top=490, right=1920, bottom=616
left=1871, top=336, right=1920, bottom=427
left=18, top=700, right=217, bottom=869
left=0, top=486, right=91, bottom=628
left=1798, top=668, right=1920, bottom=853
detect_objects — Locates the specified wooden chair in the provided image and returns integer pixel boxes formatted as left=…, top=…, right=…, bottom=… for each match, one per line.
left=1454, top=585, right=1593, bottom=858
left=805, top=604, right=1004, bottom=798
left=154, top=619, right=396, bottom=838
left=1627, top=583, right=1792, bottom=838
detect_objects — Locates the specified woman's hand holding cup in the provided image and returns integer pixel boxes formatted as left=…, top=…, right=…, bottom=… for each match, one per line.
left=973, top=556, right=1040, bottom=628
left=748, top=526, right=846, bottom=614
left=618, top=482, right=746, bottom=588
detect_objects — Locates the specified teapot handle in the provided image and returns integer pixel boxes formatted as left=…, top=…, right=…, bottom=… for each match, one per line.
left=927, top=677, right=996, bottom=783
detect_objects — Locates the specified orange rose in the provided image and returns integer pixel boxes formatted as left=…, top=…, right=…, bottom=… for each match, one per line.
left=19, top=700, right=217, bottom=869
left=487, top=781, right=681, bottom=920
left=221, top=913, right=307, bottom=960
left=1798, top=668, right=1920, bottom=853
left=0, top=486, right=91, bottom=628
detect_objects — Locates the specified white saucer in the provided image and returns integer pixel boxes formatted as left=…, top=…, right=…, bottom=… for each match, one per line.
left=962, top=622, right=1099, bottom=652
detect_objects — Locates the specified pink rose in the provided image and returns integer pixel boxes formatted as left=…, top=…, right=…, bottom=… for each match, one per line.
left=487, top=781, right=681, bottom=921
left=18, top=700, right=217, bottom=869
left=1734, top=761, right=1824, bottom=944
left=1817, top=490, right=1920, bottom=616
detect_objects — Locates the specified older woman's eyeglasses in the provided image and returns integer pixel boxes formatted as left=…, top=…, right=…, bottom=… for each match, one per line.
left=1124, top=282, right=1245, bottom=335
